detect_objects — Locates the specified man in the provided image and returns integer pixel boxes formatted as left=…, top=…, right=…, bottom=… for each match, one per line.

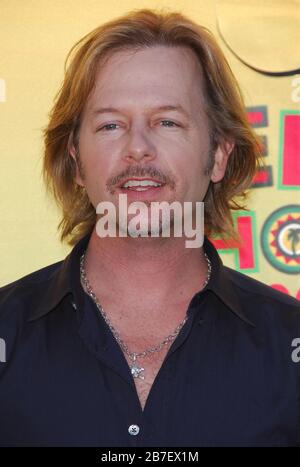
left=0, top=9, right=299, bottom=447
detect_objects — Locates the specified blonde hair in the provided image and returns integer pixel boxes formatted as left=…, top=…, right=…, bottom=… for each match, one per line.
left=43, top=8, right=262, bottom=245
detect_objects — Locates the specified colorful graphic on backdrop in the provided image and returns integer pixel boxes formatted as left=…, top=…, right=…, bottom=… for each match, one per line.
left=261, top=205, right=300, bottom=274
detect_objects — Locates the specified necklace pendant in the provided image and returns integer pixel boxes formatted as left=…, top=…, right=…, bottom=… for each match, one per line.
left=130, top=353, right=145, bottom=379
left=130, top=363, right=145, bottom=379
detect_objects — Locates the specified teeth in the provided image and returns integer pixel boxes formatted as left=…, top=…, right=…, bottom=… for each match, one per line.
left=122, top=179, right=162, bottom=188
left=133, top=187, right=152, bottom=191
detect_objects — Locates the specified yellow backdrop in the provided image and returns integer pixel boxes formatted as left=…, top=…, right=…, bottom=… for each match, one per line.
left=1, top=0, right=299, bottom=298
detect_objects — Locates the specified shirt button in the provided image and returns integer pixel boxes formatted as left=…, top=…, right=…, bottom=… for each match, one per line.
left=71, top=301, right=77, bottom=310
left=128, top=424, right=140, bottom=436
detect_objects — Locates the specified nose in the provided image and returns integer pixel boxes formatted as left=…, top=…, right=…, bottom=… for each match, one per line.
left=122, top=124, right=156, bottom=163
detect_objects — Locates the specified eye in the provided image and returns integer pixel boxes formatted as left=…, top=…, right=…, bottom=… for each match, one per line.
left=160, top=120, right=179, bottom=128
left=98, top=123, right=120, bottom=131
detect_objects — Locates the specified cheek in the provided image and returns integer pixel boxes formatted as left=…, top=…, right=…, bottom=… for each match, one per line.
left=79, top=136, right=112, bottom=179
left=77, top=153, right=109, bottom=205
left=85, top=167, right=112, bottom=207
left=82, top=133, right=124, bottom=168
left=180, top=154, right=210, bottom=200
left=175, top=150, right=204, bottom=179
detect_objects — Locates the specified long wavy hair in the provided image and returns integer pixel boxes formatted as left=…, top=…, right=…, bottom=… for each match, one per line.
left=43, top=8, right=262, bottom=245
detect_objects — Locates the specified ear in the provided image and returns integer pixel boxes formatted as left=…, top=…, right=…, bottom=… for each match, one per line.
left=69, top=144, right=85, bottom=187
left=210, top=140, right=235, bottom=183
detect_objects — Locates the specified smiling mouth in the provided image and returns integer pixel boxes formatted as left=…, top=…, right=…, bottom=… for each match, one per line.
left=119, top=179, right=165, bottom=191
left=123, top=185, right=164, bottom=192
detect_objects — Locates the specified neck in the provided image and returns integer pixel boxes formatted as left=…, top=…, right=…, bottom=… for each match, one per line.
left=82, top=227, right=208, bottom=313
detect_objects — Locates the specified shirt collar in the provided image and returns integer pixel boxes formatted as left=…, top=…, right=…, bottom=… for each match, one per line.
left=202, top=237, right=255, bottom=327
left=27, top=234, right=90, bottom=322
left=27, top=233, right=255, bottom=327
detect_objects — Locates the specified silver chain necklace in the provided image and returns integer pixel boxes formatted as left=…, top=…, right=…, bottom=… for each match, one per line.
left=80, top=251, right=212, bottom=380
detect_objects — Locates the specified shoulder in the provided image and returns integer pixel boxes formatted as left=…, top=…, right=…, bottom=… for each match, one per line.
left=223, top=266, right=300, bottom=332
left=0, top=261, right=63, bottom=321
left=224, top=266, right=299, bottom=308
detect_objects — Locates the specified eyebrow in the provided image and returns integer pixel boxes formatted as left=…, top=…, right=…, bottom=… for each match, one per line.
left=92, top=105, right=190, bottom=118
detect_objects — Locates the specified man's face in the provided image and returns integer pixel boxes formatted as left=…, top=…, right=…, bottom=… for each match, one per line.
left=71, top=45, right=230, bottom=232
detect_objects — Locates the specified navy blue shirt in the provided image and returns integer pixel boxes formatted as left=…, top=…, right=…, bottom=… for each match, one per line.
left=0, top=234, right=300, bottom=447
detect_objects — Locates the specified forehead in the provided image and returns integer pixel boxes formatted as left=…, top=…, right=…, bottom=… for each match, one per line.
left=85, top=45, right=205, bottom=112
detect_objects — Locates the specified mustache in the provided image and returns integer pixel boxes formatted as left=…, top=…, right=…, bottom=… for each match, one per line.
left=106, top=165, right=176, bottom=192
